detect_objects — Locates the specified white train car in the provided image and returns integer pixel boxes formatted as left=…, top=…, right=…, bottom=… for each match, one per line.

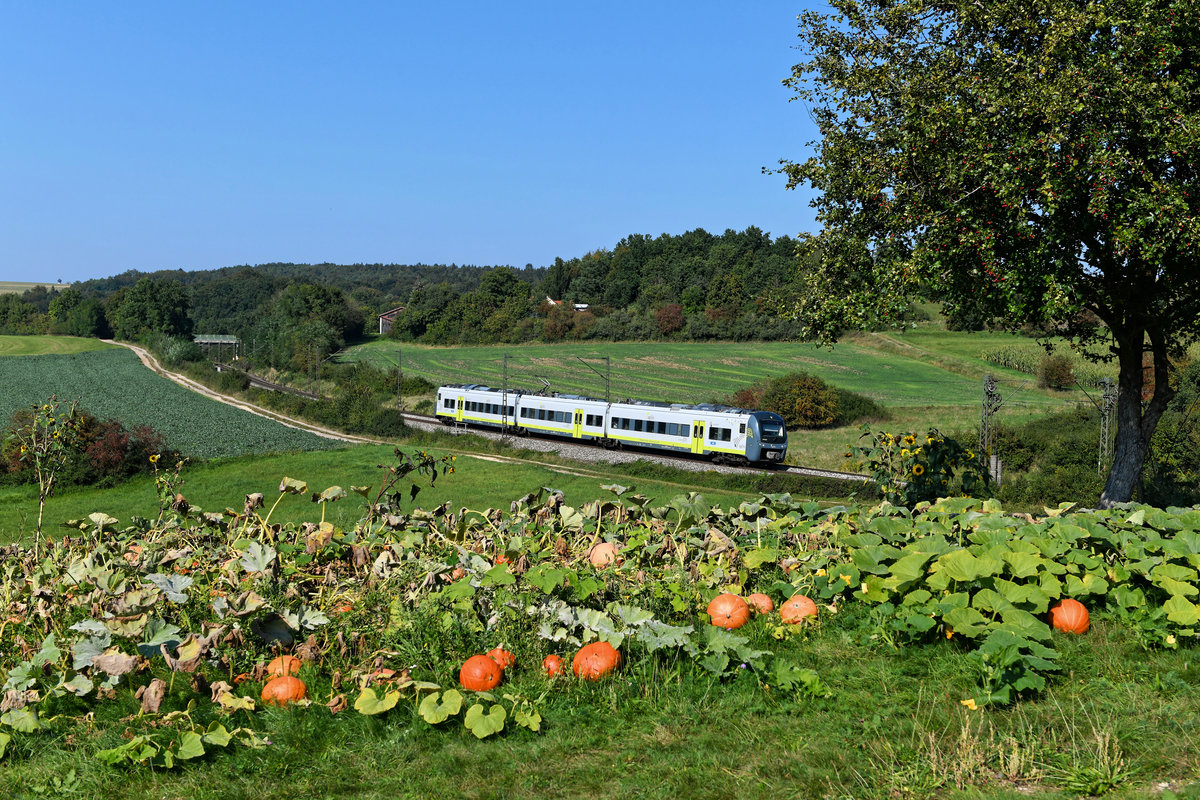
left=434, top=384, right=788, bottom=465
left=435, top=384, right=520, bottom=430
left=516, top=393, right=608, bottom=441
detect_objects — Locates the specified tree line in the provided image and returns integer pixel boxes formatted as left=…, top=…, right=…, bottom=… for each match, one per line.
left=0, top=226, right=808, bottom=370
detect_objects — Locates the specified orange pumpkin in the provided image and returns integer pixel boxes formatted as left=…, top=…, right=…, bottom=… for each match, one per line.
left=542, top=654, right=564, bottom=677
left=1049, top=598, right=1090, bottom=634
left=572, top=641, right=622, bottom=680
left=588, top=542, right=620, bottom=568
left=459, top=654, right=503, bottom=691
left=706, top=593, right=751, bottom=629
left=495, top=554, right=511, bottom=565
left=780, top=594, right=819, bottom=624
left=746, top=593, right=774, bottom=614
left=261, top=675, right=306, bottom=706
left=266, top=655, right=303, bottom=677
left=486, top=647, right=516, bottom=669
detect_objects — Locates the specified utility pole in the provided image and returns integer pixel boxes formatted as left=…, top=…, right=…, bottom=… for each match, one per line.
left=980, top=375, right=1003, bottom=484
left=1099, top=378, right=1117, bottom=477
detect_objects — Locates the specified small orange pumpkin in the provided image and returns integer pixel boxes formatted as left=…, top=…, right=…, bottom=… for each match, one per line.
left=572, top=641, right=622, bottom=680
left=261, top=675, right=306, bottom=706
left=588, top=542, right=620, bottom=568
left=706, top=593, right=751, bottom=629
left=780, top=594, right=818, bottom=624
left=1049, top=598, right=1089, bottom=634
left=495, top=553, right=511, bottom=565
left=459, top=654, right=503, bottom=691
left=266, top=655, right=303, bottom=677
left=542, top=654, right=564, bottom=677
left=486, top=647, right=516, bottom=670
left=746, top=593, right=774, bottom=614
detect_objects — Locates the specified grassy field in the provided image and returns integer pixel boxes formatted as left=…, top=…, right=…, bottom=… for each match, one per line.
left=0, top=442, right=788, bottom=544
left=343, top=335, right=1091, bottom=471
left=0, top=348, right=344, bottom=458
left=0, top=334, right=116, bottom=356
left=0, top=280, right=69, bottom=294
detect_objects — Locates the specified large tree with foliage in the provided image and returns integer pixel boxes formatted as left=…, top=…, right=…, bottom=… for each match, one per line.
left=780, top=0, right=1200, bottom=505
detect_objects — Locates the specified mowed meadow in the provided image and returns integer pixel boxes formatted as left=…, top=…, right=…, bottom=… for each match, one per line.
left=343, top=330, right=1091, bottom=470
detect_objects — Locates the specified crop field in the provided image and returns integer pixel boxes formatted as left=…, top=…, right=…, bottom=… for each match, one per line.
left=0, top=334, right=117, bottom=356
left=0, top=348, right=345, bottom=458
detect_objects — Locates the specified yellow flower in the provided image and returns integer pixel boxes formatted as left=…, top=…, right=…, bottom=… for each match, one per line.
left=912, top=464, right=925, bottom=476
left=960, top=698, right=978, bottom=710
left=903, top=435, right=916, bottom=446
left=1166, top=634, right=1177, bottom=646
left=839, top=573, right=852, bottom=584
left=816, top=568, right=827, bottom=577
left=149, top=454, right=159, bottom=464
left=901, top=448, right=912, bottom=458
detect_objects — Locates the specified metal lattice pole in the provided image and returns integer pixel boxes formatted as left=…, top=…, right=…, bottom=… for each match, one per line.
left=980, top=375, right=1002, bottom=483
left=1099, top=378, right=1117, bottom=476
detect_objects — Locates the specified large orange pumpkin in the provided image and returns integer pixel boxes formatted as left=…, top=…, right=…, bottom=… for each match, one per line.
left=459, top=654, right=503, bottom=691
left=780, top=594, right=818, bottom=623
left=266, top=655, right=303, bottom=677
left=706, top=593, right=751, bottom=629
left=746, top=593, right=774, bottom=614
left=1049, top=598, right=1090, bottom=634
left=572, top=641, right=622, bottom=680
left=486, top=647, right=516, bottom=669
left=261, top=675, right=307, bottom=706
left=542, top=654, right=564, bottom=677
left=588, top=542, right=620, bottom=568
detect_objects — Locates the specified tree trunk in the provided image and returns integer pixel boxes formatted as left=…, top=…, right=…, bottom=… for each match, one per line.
left=1099, top=327, right=1174, bottom=507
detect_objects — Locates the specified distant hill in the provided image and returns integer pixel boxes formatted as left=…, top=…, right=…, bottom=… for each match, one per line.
left=0, top=281, right=71, bottom=294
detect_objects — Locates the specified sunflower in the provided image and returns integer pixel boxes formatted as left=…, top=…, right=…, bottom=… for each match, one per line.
left=903, top=434, right=916, bottom=446
left=912, top=464, right=925, bottom=477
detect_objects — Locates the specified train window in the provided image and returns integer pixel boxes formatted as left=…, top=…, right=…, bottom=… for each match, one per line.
left=538, top=409, right=547, bottom=420
left=740, top=424, right=746, bottom=434
left=667, top=423, right=678, bottom=437
left=656, top=421, right=666, bottom=434
left=633, top=419, right=643, bottom=432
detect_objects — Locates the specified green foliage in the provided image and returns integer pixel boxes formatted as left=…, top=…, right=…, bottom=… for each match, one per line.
left=1145, top=361, right=1200, bottom=508
left=780, top=0, right=1200, bottom=504
left=742, top=372, right=887, bottom=430
left=852, top=426, right=987, bottom=507
left=1037, top=353, right=1075, bottom=391
left=984, top=344, right=1115, bottom=388
left=109, top=278, right=193, bottom=342
left=992, top=408, right=1106, bottom=508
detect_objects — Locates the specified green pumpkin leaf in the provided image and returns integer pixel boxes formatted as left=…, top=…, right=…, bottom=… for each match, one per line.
left=174, top=731, right=205, bottom=760
left=1164, top=594, right=1200, bottom=626
left=418, top=689, right=464, bottom=724
left=0, top=731, right=9, bottom=760
left=354, top=687, right=401, bottom=716
left=1, top=707, right=44, bottom=733
left=742, top=548, right=779, bottom=570
left=201, top=722, right=233, bottom=748
left=463, top=703, right=506, bottom=739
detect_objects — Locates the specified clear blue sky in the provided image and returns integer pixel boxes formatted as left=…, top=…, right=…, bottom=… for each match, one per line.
left=1, top=2, right=818, bottom=284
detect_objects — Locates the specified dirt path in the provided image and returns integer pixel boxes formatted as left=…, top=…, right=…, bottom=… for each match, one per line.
left=103, top=341, right=380, bottom=445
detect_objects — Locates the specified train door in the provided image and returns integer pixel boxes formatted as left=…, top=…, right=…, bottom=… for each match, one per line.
left=573, top=409, right=584, bottom=439
left=691, top=420, right=705, bottom=454
left=456, top=396, right=465, bottom=422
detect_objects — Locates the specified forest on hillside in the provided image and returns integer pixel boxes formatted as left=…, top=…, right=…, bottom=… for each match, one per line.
left=0, top=227, right=812, bottom=368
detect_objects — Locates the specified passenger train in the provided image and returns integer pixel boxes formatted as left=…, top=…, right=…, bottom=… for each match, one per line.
left=435, top=384, right=788, bottom=465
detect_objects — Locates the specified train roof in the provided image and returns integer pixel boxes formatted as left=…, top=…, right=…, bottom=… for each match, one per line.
left=437, top=384, right=779, bottom=417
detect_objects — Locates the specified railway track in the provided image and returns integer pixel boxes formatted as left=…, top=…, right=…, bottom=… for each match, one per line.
left=398, top=411, right=870, bottom=483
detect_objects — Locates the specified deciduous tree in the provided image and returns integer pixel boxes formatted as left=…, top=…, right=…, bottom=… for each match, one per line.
left=779, top=0, right=1200, bottom=505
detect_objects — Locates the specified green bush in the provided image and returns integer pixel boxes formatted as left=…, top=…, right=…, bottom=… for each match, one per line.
left=990, top=407, right=1105, bottom=507
left=1037, top=353, right=1075, bottom=389
left=763, top=373, right=838, bottom=428
left=831, top=386, right=888, bottom=425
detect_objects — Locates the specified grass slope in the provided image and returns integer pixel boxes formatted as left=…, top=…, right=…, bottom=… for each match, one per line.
left=0, top=443, right=767, bottom=543
left=0, top=348, right=343, bottom=459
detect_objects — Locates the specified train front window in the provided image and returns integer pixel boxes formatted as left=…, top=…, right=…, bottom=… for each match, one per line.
left=759, top=423, right=785, bottom=443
